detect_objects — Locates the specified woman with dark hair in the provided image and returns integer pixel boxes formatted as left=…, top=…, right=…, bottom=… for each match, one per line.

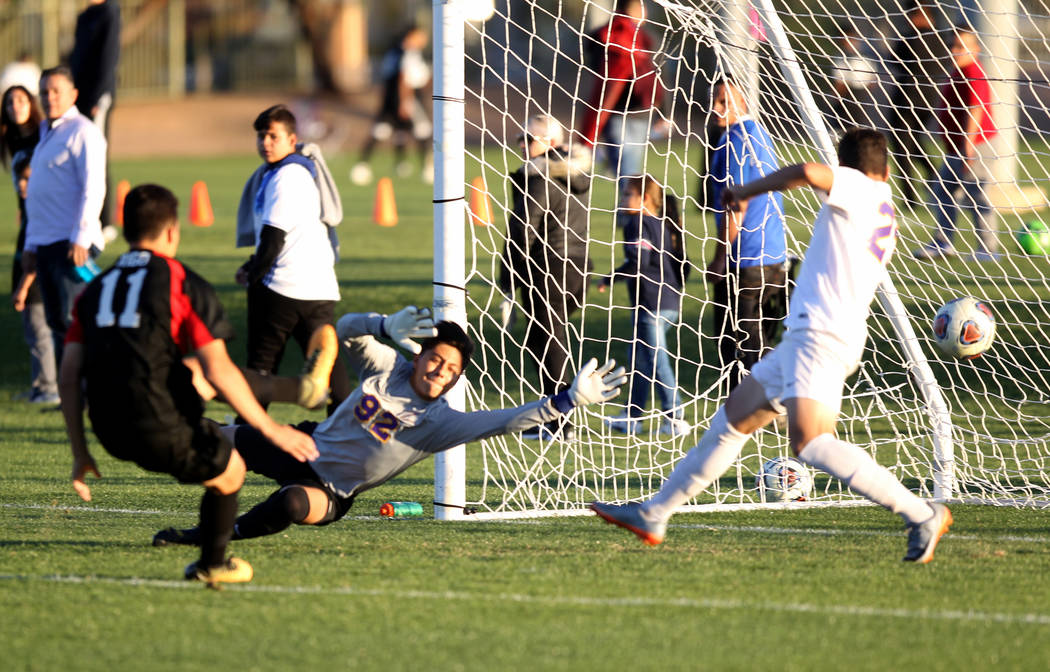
left=3, top=84, right=56, bottom=403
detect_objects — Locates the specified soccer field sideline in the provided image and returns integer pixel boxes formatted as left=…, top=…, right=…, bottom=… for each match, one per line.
left=4, top=571, right=1050, bottom=626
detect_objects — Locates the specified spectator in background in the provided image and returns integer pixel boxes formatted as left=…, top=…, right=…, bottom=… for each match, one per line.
left=580, top=0, right=665, bottom=197
left=4, top=84, right=57, bottom=404
left=349, top=26, right=432, bottom=186
left=24, top=66, right=107, bottom=368
left=829, top=25, right=878, bottom=131
left=706, top=77, right=787, bottom=390
left=599, top=176, right=690, bottom=438
left=913, top=26, right=999, bottom=262
left=499, top=114, right=592, bottom=441
left=236, top=104, right=350, bottom=415
left=0, top=53, right=42, bottom=97
left=887, top=1, right=944, bottom=204
left=70, top=0, right=121, bottom=238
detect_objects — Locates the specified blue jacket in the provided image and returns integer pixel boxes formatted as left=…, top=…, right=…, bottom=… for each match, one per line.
left=609, top=213, right=686, bottom=313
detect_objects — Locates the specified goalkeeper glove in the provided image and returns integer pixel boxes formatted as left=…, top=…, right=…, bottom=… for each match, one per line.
left=551, top=358, right=627, bottom=412
left=382, top=306, right=438, bottom=354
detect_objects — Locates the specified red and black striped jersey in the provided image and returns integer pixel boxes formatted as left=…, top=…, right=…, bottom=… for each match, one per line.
left=68, top=249, right=235, bottom=438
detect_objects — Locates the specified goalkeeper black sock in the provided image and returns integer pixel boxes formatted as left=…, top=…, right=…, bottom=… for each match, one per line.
left=231, top=486, right=311, bottom=540
left=198, top=490, right=238, bottom=568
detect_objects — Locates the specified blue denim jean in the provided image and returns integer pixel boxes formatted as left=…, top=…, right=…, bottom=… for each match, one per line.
left=929, top=153, right=997, bottom=252
left=35, top=240, right=93, bottom=364
left=604, top=112, right=652, bottom=189
left=626, top=308, right=682, bottom=418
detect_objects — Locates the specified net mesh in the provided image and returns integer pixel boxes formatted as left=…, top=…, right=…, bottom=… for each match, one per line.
left=453, top=0, right=1050, bottom=516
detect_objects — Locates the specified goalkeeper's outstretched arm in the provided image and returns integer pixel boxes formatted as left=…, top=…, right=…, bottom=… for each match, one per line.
left=722, top=163, right=834, bottom=212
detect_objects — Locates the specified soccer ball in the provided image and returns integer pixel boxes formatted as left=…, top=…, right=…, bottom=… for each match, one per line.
left=932, top=296, right=996, bottom=360
left=1016, top=220, right=1050, bottom=255
left=756, top=456, right=813, bottom=502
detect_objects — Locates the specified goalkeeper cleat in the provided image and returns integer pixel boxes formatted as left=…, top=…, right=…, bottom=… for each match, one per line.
left=184, top=557, right=253, bottom=587
left=903, top=502, right=953, bottom=564
left=153, top=526, right=201, bottom=547
left=590, top=501, right=666, bottom=546
left=659, top=417, right=691, bottom=437
left=299, top=324, right=338, bottom=410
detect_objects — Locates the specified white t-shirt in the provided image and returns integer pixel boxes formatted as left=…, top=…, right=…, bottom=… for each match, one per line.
left=784, top=165, right=896, bottom=361
left=256, top=163, right=340, bottom=301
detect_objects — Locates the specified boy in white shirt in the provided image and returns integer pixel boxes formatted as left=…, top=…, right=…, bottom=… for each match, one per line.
left=592, top=129, right=952, bottom=564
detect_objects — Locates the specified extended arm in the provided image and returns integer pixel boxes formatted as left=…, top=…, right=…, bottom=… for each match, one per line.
left=59, top=342, right=101, bottom=501
left=722, top=163, right=833, bottom=212
left=195, top=339, right=318, bottom=462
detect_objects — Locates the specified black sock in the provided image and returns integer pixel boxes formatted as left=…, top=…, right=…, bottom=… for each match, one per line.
left=198, top=490, right=238, bottom=568
left=231, top=486, right=312, bottom=540
left=241, top=369, right=300, bottom=407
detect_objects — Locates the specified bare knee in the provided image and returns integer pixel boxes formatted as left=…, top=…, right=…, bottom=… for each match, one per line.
left=203, top=448, right=245, bottom=495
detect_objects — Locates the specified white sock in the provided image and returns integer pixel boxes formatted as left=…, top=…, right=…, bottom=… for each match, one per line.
left=797, top=433, right=934, bottom=525
left=642, top=407, right=750, bottom=521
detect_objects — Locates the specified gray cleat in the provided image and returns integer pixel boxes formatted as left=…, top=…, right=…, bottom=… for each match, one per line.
left=590, top=501, right=666, bottom=546
left=903, top=502, right=953, bottom=563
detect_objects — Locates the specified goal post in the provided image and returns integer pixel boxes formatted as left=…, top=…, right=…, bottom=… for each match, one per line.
left=433, top=0, right=1050, bottom=518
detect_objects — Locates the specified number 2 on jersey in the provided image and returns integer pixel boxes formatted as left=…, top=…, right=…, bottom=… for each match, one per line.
left=867, top=202, right=897, bottom=264
left=353, top=393, right=400, bottom=442
left=95, top=268, right=148, bottom=328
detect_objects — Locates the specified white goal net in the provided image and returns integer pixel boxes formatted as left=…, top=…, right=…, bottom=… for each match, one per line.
left=436, top=0, right=1050, bottom=517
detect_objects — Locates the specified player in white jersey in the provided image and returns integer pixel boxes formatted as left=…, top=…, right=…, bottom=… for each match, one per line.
left=153, top=305, right=627, bottom=546
left=592, top=129, right=952, bottom=563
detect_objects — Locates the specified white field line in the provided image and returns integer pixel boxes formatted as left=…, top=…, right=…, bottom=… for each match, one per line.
left=5, top=501, right=1049, bottom=544
left=1, top=572, right=1048, bottom=626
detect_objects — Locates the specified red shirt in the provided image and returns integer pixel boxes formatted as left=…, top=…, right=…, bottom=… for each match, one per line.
left=580, top=15, right=665, bottom=146
left=938, top=60, right=997, bottom=155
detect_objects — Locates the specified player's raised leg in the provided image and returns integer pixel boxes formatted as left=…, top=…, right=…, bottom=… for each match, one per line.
left=591, top=375, right=778, bottom=545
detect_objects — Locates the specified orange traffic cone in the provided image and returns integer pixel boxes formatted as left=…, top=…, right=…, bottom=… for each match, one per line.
left=468, top=176, right=493, bottom=226
left=115, top=179, right=130, bottom=227
left=374, top=177, right=398, bottom=227
left=189, top=181, right=214, bottom=227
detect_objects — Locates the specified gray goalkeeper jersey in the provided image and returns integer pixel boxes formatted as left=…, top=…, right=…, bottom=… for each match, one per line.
left=309, top=313, right=564, bottom=498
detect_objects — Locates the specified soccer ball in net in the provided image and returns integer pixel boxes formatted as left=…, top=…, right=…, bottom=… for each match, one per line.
left=931, top=297, right=997, bottom=360
left=755, top=456, right=813, bottom=503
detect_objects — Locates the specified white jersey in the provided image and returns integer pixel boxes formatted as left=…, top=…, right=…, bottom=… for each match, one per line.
left=784, top=166, right=897, bottom=361
left=255, top=162, right=340, bottom=301
left=310, top=313, right=565, bottom=498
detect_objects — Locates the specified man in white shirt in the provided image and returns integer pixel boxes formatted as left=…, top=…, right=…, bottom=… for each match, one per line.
left=236, top=104, right=349, bottom=413
left=23, top=65, right=106, bottom=366
left=592, top=129, right=953, bottom=564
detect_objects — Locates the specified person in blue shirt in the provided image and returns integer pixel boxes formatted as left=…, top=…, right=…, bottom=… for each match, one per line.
left=706, top=77, right=788, bottom=389
left=599, top=175, right=691, bottom=437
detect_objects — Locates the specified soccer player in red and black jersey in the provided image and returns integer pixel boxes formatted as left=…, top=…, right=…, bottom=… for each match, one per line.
left=59, top=183, right=319, bottom=587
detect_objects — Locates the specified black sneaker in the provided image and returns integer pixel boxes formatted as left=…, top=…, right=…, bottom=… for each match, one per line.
left=153, top=526, right=202, bottom=547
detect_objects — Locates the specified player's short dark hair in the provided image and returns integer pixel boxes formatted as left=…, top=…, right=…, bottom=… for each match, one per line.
left=837, top=128, right=888, bottom=176
left=123, top=184, right=178, bottom=244
left=40, top=65, right=74, bottom=87
left=420, top=320, right=475, bottom=370
left=253, top=104, right=297, bottom=135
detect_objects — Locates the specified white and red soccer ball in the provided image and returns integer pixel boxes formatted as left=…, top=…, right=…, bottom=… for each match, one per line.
left=756, top=456, right=813, bottom=503
left=932, top=297, right=996, bottom=360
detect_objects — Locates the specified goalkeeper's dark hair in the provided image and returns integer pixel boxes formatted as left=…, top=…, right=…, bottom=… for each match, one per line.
left=123, top=184, right=179, bottom=243
left=422, top=321, right=475, bottom=369
left=253, top=104, right=297, bottom=135
left=837, top=128, right=888, bottom=176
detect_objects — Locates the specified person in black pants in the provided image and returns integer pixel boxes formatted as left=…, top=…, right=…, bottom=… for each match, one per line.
left=887, top=1, right=944, bottom=204
left=499, top=115, right=592, bottom=440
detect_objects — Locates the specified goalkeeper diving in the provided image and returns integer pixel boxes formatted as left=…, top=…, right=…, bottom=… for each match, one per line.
left=154, top=306, right=626, bottom=545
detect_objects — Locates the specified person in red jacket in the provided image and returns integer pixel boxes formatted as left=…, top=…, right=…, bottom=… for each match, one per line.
left=580, top=0, right=665, bottom=200
left=913, top=25, right=999, bottom=261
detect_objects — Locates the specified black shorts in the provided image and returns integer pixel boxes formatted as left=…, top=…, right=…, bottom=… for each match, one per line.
left=234, top=421, right=355, bottom=525
left=98, top=418, right=233, bottom=484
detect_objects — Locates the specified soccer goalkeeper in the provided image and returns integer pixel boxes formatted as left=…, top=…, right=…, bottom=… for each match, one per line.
left=154, top=306, right=626, bottom=545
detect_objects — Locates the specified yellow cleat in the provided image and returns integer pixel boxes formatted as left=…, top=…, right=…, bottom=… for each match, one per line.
left=299, top=324, right=338, bottom=410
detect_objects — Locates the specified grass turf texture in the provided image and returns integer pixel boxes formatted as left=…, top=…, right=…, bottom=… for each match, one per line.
left=2, top=150, right=1050, bottom=670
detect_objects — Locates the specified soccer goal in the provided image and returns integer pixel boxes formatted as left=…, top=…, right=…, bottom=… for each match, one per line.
left=430, top=0, right=1050, bottom=519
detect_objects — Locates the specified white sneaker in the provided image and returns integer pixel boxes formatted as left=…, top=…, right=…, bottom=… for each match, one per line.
left=605, top=413, right=641, bottom=435
left=659, top=418, right=691, bottom=437
left=349, top=163, right=373, bottom=186
left=422, top=161, right=434, bottom=184
left=968, top=250, right=1002, bottom=262
left=912, top=241, right=956, bottom=260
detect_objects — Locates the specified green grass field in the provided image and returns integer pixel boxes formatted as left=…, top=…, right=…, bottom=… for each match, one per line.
left=2, top=151, right=1050, bottom=671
